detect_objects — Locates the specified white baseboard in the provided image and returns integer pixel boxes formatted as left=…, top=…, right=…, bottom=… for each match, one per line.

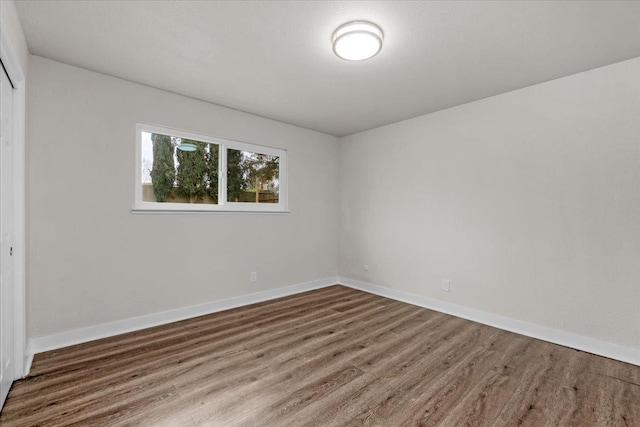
left=28, top=277, right=339, bottom=364
left=23, top=342, right=33, bottom=378
left=27, top=275, right=639, bottom=375
left=338, top=276, right=640, bottom=367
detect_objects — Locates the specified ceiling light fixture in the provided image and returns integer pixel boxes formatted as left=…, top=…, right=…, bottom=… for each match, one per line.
left=177, top=140, right=197, bottom=152
left=332, top=21, right=383, bottom=61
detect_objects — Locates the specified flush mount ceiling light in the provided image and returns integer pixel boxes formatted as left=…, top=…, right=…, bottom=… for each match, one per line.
left=177, top=140, right=197, bottom=152
left=332, top=21, right=383, bottom=61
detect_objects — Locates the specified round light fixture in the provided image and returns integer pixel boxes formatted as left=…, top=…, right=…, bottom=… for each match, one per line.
left=177, top=141, right=197, bottom=152
left=332, top=21, right=383, bottom=61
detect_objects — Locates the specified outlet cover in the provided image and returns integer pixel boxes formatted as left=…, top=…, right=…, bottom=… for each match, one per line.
left=250, top=272, right=257, bottom=283
left=441, top=280, right=450, bottom=292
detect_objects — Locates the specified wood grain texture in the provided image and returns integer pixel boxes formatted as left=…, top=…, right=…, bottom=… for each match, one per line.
left=1, top=285, right=638, bottom=426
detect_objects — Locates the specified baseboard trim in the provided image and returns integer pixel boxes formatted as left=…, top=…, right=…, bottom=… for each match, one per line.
left=23, top=343, right=34, bottom=378
left=28, top=277, right=339, bottom=359
left=338, top=276, right=640, bottom=367
left=27, top=275, right=639, bottom=372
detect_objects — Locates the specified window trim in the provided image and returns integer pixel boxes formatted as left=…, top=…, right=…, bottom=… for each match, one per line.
left=133, top=123, right=288, bottom=213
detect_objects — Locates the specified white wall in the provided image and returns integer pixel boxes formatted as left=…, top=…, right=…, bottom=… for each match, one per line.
left=0, top=0, right=28, bottom=75
left=339, top=58, right=640, bottom=350
left=27, top=56, right=339, bottom=339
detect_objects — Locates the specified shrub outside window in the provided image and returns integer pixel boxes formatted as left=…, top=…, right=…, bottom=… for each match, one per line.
left=135, top=123, right=287, bottom=212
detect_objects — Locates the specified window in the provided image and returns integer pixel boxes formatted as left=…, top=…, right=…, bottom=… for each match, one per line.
left=135, top=124, right=287, bottom=212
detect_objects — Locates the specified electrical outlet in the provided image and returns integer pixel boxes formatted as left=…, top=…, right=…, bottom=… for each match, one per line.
left=441, top=279, right=450, bottom=292
left=250, top=272, right=257, bottom=283
left=363, top=265, right=369, bottom=271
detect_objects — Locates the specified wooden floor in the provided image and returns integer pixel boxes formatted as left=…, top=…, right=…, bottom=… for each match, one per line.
left=1, top=286, right=639, bottom=426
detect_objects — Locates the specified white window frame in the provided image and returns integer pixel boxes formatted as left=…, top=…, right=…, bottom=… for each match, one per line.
left=133, top=123, right=288, bottom=213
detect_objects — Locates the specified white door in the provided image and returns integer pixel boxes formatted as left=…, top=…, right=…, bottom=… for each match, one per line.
left=0, top=64, right=15, bottom=408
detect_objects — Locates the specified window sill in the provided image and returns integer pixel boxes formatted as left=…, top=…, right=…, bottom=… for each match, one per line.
left=131, top=207, right=291, bottom=215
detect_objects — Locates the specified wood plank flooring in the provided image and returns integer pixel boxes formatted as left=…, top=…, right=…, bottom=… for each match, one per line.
left=1, top=285, right=639, bottom=426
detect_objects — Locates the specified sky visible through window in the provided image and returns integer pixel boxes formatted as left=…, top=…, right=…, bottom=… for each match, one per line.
left=141, top=131, right=153, bottom=183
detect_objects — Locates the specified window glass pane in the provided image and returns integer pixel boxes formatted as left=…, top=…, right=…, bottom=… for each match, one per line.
left=141, top=131, right=219, bottom=204
left=137, top=124, right=286, bottom=212
left=227, top=148, right=279, bottom=203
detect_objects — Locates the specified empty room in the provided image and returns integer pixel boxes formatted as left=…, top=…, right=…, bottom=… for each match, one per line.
left=0, top=0, right=638, bottom=425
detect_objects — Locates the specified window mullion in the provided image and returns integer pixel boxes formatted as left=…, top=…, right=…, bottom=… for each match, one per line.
left=219, top=143, right=227, bottom=206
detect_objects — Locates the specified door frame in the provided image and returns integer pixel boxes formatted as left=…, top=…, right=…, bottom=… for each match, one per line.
left=0, top=23, right=27, bottom=378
